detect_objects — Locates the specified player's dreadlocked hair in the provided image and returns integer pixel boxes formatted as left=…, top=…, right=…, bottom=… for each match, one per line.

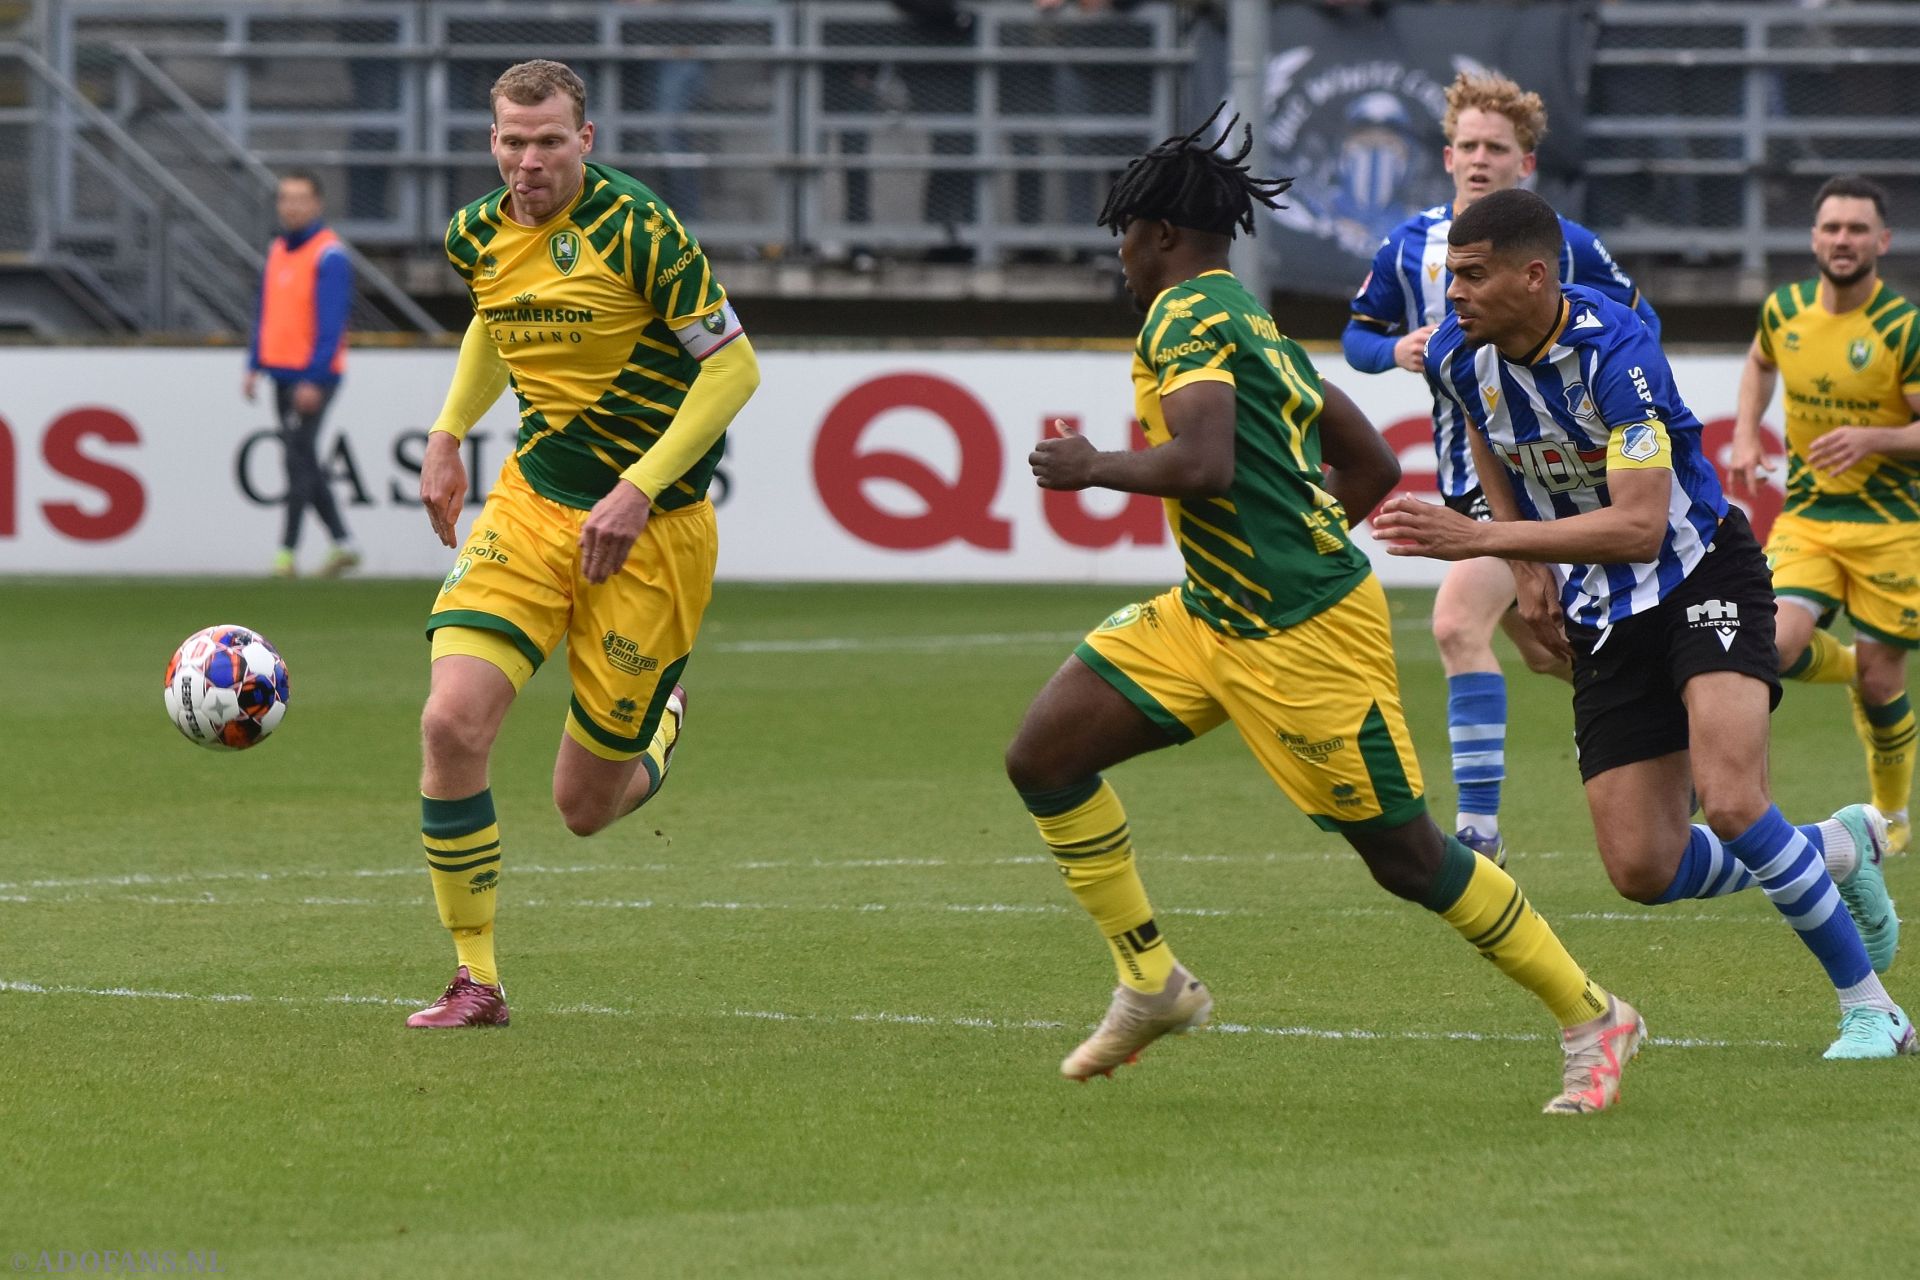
left=1096, top=104, right=1292, bottom=240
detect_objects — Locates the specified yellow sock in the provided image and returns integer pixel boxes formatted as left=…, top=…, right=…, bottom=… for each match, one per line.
left=1855, top=691, right=1916, bottom=819
left=1429, top=837, right=1607, bottom=1029
left=1023, top=777, right=1176, bottom=993
left=1783, top=631, right=1857, bottom=684
left=626, top=691, right=685, bottom=814
left=423, top=789, right=502, bottom=986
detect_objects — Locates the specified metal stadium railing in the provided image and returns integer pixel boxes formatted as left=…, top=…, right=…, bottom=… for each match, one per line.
left=13, top=0, right=1920, bottom=333
left=1590, top=2, right=1920, bottom=291
left=38, top=0, right=1191, bottom=270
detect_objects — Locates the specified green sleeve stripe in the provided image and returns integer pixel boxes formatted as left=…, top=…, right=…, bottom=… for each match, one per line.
left=1897, top=321, right=1920, bottom=379
left=1779, top=284, right=1801, bottom=320
left=425, top=610, right=547, bottom=672
left=1072, top=644, right=1195, bottom=743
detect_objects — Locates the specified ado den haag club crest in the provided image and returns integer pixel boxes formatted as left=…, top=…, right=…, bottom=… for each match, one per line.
left=548, top=230, right=580, bottom=276
left=1849, top=336, right=1873, bottom=372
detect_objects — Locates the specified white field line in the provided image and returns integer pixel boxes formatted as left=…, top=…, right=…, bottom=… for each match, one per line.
left=709, top=631, right=1083, bottom=654
left=0, top=850, right=1581, bottom=896
left=1, top=888, right=1782, bottom=928
left=0, top=978, right=1784, bottom=1051
left=706, top=618, right=1437, bottom=655
left=0, top=891, right=1245, bottom=919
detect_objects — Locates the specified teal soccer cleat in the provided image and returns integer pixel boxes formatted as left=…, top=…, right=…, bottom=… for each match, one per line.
left=1823, top=1005, right=1918, bottom=1061
left=1832, top=804, right=1899, bottom=974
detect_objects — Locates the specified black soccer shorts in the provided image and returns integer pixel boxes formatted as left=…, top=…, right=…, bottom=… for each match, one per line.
left=1565, top=505, right=1782, bottom=782
left=1443, top=486, right=1493, bottom=523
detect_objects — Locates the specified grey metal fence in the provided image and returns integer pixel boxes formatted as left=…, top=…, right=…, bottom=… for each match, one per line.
left=42, top=0, right=1191, bottom=273
left=21, top=0, right=1919, bottom=330
left=1589, top=2, right=1920, bottom=292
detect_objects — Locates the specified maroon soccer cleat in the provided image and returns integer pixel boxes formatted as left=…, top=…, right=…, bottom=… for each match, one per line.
left=405, top=966, right=510, bottom=1029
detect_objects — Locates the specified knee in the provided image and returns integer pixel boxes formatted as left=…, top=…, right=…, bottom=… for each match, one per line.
left=1698, top=789, right=1768, bottom=842
left=1347, top=825, right=1440, bottom=904
left=1601, top=855, right=1672, bottom=906
left=1431, top=612, right=1494, bottom=670
left=421, top=696, right=493, bottom=767
left=1363, top=854, right=1432, bottom=904
left=555, top=795, right=614, bottom=839
left=1429, top=612, right=1474, bottom=662
left=1858, top=667, right=1907, bottom=707
left=1004, top=734, right=1066, bottom=796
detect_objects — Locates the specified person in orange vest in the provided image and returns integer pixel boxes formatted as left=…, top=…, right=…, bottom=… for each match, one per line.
left=244, top=170, right=360, bottom=578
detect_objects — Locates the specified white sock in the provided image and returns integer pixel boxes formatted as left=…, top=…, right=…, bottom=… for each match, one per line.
left=1456, top=812, right=1498, bottom=837
left=1816, top=818, right=1858, bottom=883
left=1837, top=970, right=1897, bottom=1014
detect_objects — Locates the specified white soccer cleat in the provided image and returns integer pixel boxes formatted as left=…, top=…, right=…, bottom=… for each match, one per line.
left=1544, top=994, right=1645, bottom=1115
left=1060, top=964, right=1212, bottom=1081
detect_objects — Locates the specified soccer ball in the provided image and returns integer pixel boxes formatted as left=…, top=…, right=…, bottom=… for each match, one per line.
left=163, top=625, right=291, bottom=750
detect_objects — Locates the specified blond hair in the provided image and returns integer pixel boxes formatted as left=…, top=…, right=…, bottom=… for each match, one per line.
left=1442, top=71, right=1547, bottom=155
left=491, top=59, right=588, bottom=127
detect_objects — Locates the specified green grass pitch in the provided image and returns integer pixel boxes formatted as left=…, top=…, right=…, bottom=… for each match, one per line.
left=3, top=579, right=1916, bottom=1278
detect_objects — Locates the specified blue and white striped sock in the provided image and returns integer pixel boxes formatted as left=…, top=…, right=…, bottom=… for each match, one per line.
left=1652, top=825, right=1755, bottom=903
left=1725, top=806, right=1879, bottom=1000
left=1447, top=672, right=1505, bottom=827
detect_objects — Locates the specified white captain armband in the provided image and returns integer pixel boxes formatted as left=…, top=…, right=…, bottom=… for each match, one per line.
left=671, top=300, right=744, bottom=360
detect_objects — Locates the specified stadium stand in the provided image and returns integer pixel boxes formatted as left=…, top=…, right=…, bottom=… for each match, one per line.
left=4, top=1, right=1917, bottom=337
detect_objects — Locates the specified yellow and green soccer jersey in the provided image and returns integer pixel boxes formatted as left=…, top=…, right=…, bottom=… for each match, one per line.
left=446, top=161, right=730, bottom=511
left=1131, top=269, right=1372, bottom=636
left=1757, top=279, right=1920, bottom=523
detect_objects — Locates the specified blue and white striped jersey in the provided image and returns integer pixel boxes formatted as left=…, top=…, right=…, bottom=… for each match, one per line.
left=1348, top=205, right=1660, bottom=499
left=1424, top=284, right=1727, bottom=627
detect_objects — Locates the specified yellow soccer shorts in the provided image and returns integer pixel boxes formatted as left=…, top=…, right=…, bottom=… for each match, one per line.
left=1766, top=511, right=1920, bottom=650
left=427, top=459, right=718, bottom=758
left=1076, top=576, right=1427, bottom=832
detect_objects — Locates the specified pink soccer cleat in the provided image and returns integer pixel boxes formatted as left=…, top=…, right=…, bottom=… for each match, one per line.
left=405, top=966, right=510, bottom=1029
left=1544, top=994, right=1644, bottom=1114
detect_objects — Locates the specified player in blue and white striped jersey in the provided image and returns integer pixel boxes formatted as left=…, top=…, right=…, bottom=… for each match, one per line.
left=1422, top=280, right=1719, bottom=628
left=1341, top=72, right=1662, bottom=867
left=1375, top=189, right=1914, bottom=1061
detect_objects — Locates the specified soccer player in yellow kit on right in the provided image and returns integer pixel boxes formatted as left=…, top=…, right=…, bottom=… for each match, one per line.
left=405, top=60, right=760, bottom=1027
left=1007, top=110, right=1644, bottom=1114
left=1732, top=175, right=1920, bottom=856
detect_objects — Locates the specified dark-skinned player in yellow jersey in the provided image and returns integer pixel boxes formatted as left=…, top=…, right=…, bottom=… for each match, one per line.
left=1004, top=110, right=1644, bottom=1113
